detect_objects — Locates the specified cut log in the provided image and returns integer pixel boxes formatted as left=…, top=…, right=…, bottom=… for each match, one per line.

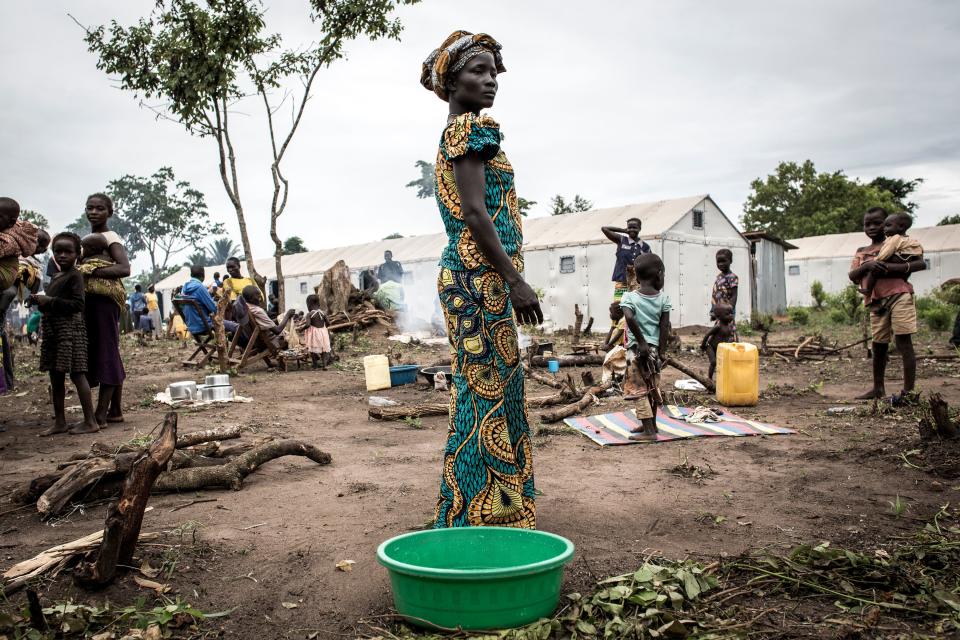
left=176, top=425, right=241, bottom=448
left=37, top=458, right=117, bottom=518
left=540, top=381, right=614, bottom=424
left=370, top=402, right=448, bottom=421
left=75, top=413, right=178, bottom=588
left=524, top=363, right=563, bottom=389
left=928, top=393, right=959, bottom=439
left=531, top=354, right=605, bottom=367
left=152, top=440, right=331, bottom=492
left=583, top=317, right=594, bottom=336
left=11, top=473, right=62, bottom=505
left=663, top=356, right=716, bottom=393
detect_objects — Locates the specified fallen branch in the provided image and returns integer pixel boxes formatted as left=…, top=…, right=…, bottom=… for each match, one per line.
left=37, top=458, right=116, bottom=518
left=524, top=363, right=563, bottom=389
left=2, top=529, right=159, bottom=597
left=152, top=440, right=331, bottom=492
left=663, top=356, right=715, bottom=392
left=539, top=381, right=614, bottom=424
left=531, top=354, right=604, bottom=367
left=368, top=393, right=574, bottom=422
left=928, top=393, right=959, bottom=439
left=75, top=412, right=178, bottom=588
left=176, top=425, right=242, bottom=449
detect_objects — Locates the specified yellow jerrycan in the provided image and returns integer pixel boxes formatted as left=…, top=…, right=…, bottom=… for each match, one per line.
left=715, top=342, right=759, bottom=406
left=364, top=355, right=392, bottom=391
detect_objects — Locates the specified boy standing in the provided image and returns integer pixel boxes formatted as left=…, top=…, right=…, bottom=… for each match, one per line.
left=620, top=254, right=671, bottom=439
left=848, top=207, right=925, bottom=404
left=711, top=249, right=738, bottom=319
left=602, top=217, right=650, bottom=301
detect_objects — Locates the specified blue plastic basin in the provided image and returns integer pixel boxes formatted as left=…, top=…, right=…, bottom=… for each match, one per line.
left=389, top=365, right=420, bottom=387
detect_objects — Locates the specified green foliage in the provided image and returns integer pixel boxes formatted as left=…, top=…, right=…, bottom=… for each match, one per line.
left=0, top=596, right=229, bottom=639
left=750, top=312, right=774, bottom=331
left=828, top=308, right=847, bottom=324
left=19, top=209, right=49, bottom=229
left=383, top=233, right=404, bottom=240
left=824, top=284, right=865, bottom=323
left=283, top=235, right=308, bottom=255
left=741, top=160, right=902, bottom=239
left=517, top=197, right=537, bottom=216
left=868, top=176, right=923, bottom=213
left=405, top=160, right=435, bottom=199
left=810, top=280, right=827, bottom=310
left=787, top=306, right=810, bottom=325
left=922, top=305, right=954, bottom=332
left=939, top=214, right=960, bottom=226
left=402, top=416, right=424, bottom=429
left=550, top=194, right=593, bottom=215
left=206, top=237, right=241, bottom=265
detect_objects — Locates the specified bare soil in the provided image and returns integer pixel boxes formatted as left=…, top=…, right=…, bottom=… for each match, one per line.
left=1, top=324, right=959, bottom=638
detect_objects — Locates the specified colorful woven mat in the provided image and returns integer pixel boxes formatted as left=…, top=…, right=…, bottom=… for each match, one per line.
left=563, top=405, right=794, bottom=446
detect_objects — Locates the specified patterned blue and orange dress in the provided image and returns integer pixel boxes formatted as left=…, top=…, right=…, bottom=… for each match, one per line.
left=432, top=112, right=535, bottom=529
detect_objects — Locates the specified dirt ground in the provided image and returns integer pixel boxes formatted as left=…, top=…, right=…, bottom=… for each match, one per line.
left=1, top=322, right=959, bottom=638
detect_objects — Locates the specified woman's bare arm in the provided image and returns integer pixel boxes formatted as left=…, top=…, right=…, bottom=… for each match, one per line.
left=94, top=243, right=131, bottom=279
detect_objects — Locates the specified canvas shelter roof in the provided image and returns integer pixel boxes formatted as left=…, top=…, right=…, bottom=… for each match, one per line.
left=156, top=194, right=712, bottom=291
left=787, top=224, right=960, bottom=261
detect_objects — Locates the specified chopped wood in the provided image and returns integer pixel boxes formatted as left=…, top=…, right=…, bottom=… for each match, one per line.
left=176, top=425, right=242, bottom=449
left=539, top=381, right=614, bottom=424
left=2, top=528, right=157, bottom=596
left=663, top=356, right=716, bottom=393
left=369, top=402, right=448, bottom=421
left=11, top=473, right=61, bottom=505
left=37, top=458, right=116, bottom=518
left=151, top=440, right=332, bottom=492
left=75, top=412, right=178, bottom=588
left=531, top=353, right=605, bottom=367
left=524, top=363, right=563, bottom=389
left=794, top=336, right=816, bottom=359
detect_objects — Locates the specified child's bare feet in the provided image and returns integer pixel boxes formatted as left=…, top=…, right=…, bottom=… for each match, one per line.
left=629, top=419, right=659, bottom=440
left=856, top=388, right=884, bottom=400
left=69, top=420, right=100, bottom=435
left=40, top=422, right=69, bottom=437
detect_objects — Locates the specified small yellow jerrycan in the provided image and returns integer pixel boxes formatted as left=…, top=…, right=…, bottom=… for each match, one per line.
left=715, top=342, right=759, bottom=406
left=364, top=355, right=392, bottom=391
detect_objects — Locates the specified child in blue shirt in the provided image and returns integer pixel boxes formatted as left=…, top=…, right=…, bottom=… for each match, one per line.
left=620, top=254, right=672, bottom=439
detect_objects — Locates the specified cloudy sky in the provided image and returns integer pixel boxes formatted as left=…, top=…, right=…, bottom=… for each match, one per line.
left=2, top=1, right=958, bottom=272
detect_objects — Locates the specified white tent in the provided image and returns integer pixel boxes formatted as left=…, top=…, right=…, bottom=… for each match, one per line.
left=157, top=194, right=754, bottom=329
left=784, top=224, right=960, bottom=306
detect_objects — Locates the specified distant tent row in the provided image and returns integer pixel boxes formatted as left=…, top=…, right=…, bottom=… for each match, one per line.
left=785, top=224, right=960, bottom=306
left=158, top=195, right=790, bottom=330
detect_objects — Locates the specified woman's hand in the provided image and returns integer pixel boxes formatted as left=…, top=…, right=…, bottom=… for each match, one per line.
left=509, top=280, right=543, bottom=326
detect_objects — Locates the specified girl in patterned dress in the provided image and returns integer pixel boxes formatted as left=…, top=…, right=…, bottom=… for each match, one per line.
left=302, top=294, right=332, bottom=369
left=422, top=31, right=543, bottom=529
left=29, top=232, right=99, bottom=435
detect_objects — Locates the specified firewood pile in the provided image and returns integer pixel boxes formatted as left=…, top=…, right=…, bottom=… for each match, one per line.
left=11, top=418, right=332, bottom=520
left=313, top=259, right=396, bottom=333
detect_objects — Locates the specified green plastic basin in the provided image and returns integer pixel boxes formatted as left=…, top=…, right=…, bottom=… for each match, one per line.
left=376, top=527, right=575, bottom=631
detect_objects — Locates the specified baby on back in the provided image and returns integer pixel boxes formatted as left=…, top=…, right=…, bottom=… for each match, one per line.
left=77, top=233, right=126, bottom=309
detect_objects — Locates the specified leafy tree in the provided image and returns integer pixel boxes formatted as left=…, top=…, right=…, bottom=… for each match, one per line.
left=184, top=251, right=211, bottom=268
left=741, top=160, right=900, bottom=239
left=405, top=160, right=435, bottom=199
left=869, top=177, right=923, bottom=213
left=550, top=194, right=593, bottom=215
left=383, top=233, right=403, bottom=240
left=206, top=237, right=242, bottom=265
left=517, top=197, right=536, bottom=217
left=810, top=280, right=827, bottom=310
left=20, top=210, right=49, bottom=229
left=67, top=168, right=221, bottom=277
left=80, top=0, right=419, bottom=309
left=283, top=236, right=308, bottom=255
left=938, top=214, right=960, bottom=226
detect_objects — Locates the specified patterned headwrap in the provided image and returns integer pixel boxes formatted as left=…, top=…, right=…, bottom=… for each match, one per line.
left=421, top=30, right=506, bottom=101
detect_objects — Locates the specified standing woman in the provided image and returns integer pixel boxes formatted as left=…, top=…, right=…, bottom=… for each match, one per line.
left=422, top=31, right=543, bottom=529
left=83, top=193, right=129, bottom=425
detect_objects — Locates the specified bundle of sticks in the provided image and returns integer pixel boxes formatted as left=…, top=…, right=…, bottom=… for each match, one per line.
left=763, top=335, right=869, bottom=361
left=326, top=303, right=394, bottom=333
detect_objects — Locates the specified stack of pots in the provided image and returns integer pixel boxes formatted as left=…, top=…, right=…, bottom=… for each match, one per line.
left=197, top=374, right=235, bottom=401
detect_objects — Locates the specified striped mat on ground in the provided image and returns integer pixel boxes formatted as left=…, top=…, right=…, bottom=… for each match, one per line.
left=563, top=405, right=795, bottom=446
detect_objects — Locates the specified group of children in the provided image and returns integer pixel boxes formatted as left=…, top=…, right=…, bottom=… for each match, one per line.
left=603, top=240, right=742, bottom=440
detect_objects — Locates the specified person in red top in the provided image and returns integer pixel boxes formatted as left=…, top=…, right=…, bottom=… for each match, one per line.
left=848, top=207, right=925, bottom=404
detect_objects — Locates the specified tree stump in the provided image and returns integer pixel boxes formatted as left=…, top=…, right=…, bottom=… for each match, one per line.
left=929, top=393, right=959, bottom=439
left=572, top=304, right=584, bottom=345
left=213, top=294, right=229, bottom=373
left=75, top=412, right=178, bottom=588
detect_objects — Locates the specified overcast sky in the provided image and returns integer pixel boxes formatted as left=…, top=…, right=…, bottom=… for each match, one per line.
left=2, top=1, right=958, bottom=272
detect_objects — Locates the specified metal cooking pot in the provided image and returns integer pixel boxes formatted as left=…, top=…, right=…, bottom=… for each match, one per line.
left=205, top=374, right=231, bottom=387
left=168, top=381, right=197, bottom=401
left=200, top=385, right=234, bottom=402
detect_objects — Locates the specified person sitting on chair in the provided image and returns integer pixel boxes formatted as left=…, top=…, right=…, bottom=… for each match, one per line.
left=240, top=285, right=296, bottom=367
left=181, top=265, right=238, bottom=336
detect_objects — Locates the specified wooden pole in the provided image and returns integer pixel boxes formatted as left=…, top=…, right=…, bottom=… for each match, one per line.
left=663, top=356, right=715, bottom=392
left=213, top=295, right=229, bottom=373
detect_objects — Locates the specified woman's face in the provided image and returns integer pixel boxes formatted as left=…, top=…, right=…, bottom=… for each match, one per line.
left=85, top=197, right=111, bottom=228
left=53, top=238, right=78, bottom=269
left=449, top=52, right=498, bottom=110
